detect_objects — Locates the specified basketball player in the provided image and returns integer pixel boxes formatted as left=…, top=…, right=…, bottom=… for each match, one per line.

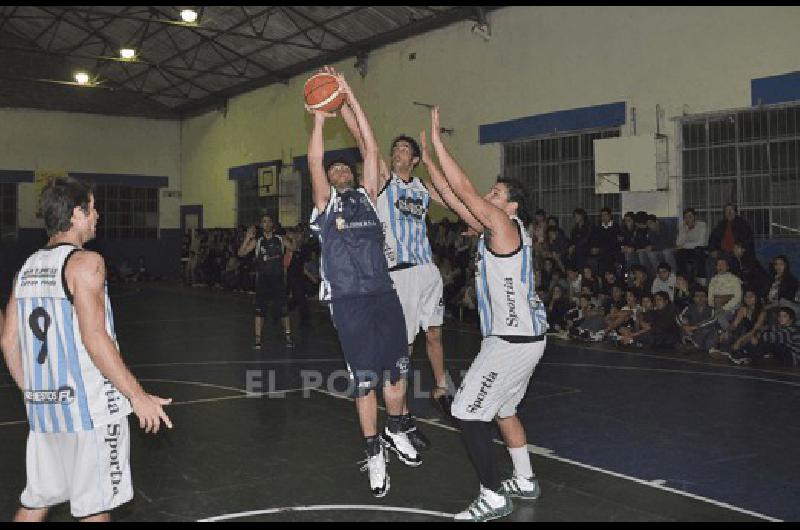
left=0, top=176, right=172, bottom=522
left=336, top=75, right=451, bottom=450
left=423, top=108, right=548, bottom=522
left=238, top=214, right=293, bottom=348
left=306, top=72, right=420, bottom=497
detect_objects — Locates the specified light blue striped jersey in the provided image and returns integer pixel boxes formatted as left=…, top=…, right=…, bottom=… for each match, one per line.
left=475, top=217, right=549, bottom=338
left=14, top=243, right=132, bottom=433
left=376, top=173, right=433, bottom=268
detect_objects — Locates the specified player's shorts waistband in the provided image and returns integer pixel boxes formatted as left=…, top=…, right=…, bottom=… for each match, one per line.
left=493, top=334, right=546, bottom=344
left=388, top=263, right=417, bottom=272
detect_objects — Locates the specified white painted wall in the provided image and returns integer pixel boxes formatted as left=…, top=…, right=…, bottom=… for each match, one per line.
left=0, top=108, right=181, bottom=229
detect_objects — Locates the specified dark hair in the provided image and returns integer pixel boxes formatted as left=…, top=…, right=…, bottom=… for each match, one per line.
left=692, top=286, right=707, bottom=296
left=535, top=209, right=546, bottom=217
left=39, top=176, right=93, bottom=237
left=325, top=157, right=358, bottom=178
left=631, top=264, right=646, bottom=274
left=547, top=216, right=559, bottom=226
left=600, top=207, right=612, bottom=216
left=573, top=208, right=587, bottom=223
left=683, top=207, right=697, bottom=217
left=654, top=291, right=671, bottom=303
left=496, top=177, right=530, bottom=225
left=647, top=214, right=658, bottom=223
left=724, top=202, right=738, bottom=214
left=390, top=135, right=421, bottom=165
left=657, top=262, right=672, bottom=273
left=778, top=306, right=796, bottom=323
left=634, top=211, right=648, bottom=225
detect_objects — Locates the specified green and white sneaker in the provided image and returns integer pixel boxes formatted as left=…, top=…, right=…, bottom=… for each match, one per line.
left=454, top=488, right=513, bottom=522
left=499, top=475, right=541, bottom=500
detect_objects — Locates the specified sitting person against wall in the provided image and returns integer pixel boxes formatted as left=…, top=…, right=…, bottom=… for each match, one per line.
left=749, top=306, right=800, bottom=367
left=619, top=212, right=638, bottom=271
left=708, top=256, right=743, bottom=329
left=673, top=274, right=693, bottom=312
left=619, top=291, right=680, bottom=349
left=719, top=289, right=767, bottom=365
left=642, top=215, right=678, bottom=276
left=730, top=240, right=770, bottom=300
left=764, top=255, right=799, bottom=324
left=546, top=284, right=574, bottom=334
left=651, top=262, right=677, bottom=301
left=706, top=203, right=755, bottom=281
left=631, top=211, right=652, bottom=273
left=674, top=208, right=708, bottom=283
left=677, top=287, right=718, bottom=355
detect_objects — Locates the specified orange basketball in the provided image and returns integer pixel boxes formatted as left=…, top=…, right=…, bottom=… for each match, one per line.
left=303, top=72, right=345, bottom=113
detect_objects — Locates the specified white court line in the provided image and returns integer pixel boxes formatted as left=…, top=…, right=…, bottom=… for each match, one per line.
left=198, top=504, right=455, bottom=522
left=310, top=388, right=781, bottom=522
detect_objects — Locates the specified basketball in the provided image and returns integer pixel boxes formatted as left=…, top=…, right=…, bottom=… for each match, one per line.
left=304, top=72, right=345, bottom=113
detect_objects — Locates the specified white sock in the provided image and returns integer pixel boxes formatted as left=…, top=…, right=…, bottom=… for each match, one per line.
left=508, top=446, right=533, bottom=479
left=480, top=486, right=506, bottom=507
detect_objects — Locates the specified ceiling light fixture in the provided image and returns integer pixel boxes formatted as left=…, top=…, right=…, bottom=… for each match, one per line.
left=74, top=71, right=90, bottom=85
left=120, top=48, right=136, bottom=60
left=180, top=9, right=198, bottom=24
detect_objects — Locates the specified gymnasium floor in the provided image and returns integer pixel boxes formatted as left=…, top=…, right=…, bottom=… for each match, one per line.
left=1, top=283, right=797, bottom=522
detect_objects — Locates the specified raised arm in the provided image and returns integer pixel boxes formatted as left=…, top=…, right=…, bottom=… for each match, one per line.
left=420, top=130, right=483, bottom=234
left=238, top=225, right=257, bottom=257
left=1, top=293, right=24, bottom=390
left=70, top=251, right=172, bottom=434
left=307, top=107, right=335, bottom=212
left=429, top=107, right=518, bottom=254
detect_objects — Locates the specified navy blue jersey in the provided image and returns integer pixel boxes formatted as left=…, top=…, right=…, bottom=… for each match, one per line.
left=254, top=234, right=284, bottom=277
left=310, top=186, right=394, bottom=301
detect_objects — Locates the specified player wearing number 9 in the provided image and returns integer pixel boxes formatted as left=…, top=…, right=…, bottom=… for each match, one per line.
left=0, top=176, right=172, bottom=522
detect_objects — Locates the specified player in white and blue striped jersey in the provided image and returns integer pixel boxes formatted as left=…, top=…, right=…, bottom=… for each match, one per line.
left=1, top=176, right=172, bottom=522
left=423, top=107, right=548, bottom=522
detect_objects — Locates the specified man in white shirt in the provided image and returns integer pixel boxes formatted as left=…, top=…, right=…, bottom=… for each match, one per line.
left=675, top=208, right=708, bottom=283
left=707, top=257, right=743, bottom=328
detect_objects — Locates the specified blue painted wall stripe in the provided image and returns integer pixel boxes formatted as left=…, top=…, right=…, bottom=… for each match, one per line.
left=751, top=71, right=800, bottom=106
left=0, top=170, right=34, bottom=183
left=479, top=101, right=626, bottom=144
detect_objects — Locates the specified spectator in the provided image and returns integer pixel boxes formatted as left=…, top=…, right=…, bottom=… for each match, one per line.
left=731, top=241, right=770, bottom=299
left=603, top=289, right=637, bottom=340
left=640, top=293, right=655, bottom=316
left=764, top=255, right=799, bottom=323
left=543, top=226, right=569, bottom=270
left=707, top=257, right=743, bottom=329
left=632, top=211, right=652, bottom=272
left=642, top=215, right=678, bottom=275
left=620, top=212, right=637, bottom=269
left=600, top=269, right=623, bottom=298
left=620, top=291, right=679, bottom=349
left=546, top=284, right=573, bottom=334
left=567, top=294, right=606, bottom=341
left=750, top=306, right=800, bottom=367
left=548, top=269, right=569, bottom=294
left=568, top=208, right=594, bottom=269
left=581, top=265, right=601, bottom=298
left=675, top=208, right=708, bottom=283
left=539, top=258, right=558, bottom=292
left=628, top=264, right=652, bottom=299
left=673, top=274, right=693, bottom=312
left=677, top=287, right=718, bottom=355
left=719, top=289, right=767, bottom=365
left=528, top=209, right=548, bottom=254
left=566, top=266, right=582, bottom=304
left=706, top=203, right=754, bottom=280
left=589, top=207, right=621, bottom=274
left=651, top=263, right=677, bottom=301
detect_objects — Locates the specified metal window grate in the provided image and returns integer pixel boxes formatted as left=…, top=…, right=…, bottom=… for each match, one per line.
left=0, top=183, right=17, bottom=241
left=502, top=128, right=621, bottom=231
left=93, top=184, right=158, bottom=239
left=237, top=178, right=279, bottom=228
left=679, top=103, right=800, bottom=238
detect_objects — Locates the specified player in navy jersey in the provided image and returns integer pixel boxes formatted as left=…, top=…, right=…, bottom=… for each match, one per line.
left=306, top=68, right=421, bottom=498
left=1, top=176, right=172, bottom=521
left=423, top=107, right=548, bottom=522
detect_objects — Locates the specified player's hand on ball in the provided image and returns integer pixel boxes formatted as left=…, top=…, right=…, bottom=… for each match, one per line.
left=132, top=392, right=173, bottom=434
left=304, top=103, right=337, bottom=119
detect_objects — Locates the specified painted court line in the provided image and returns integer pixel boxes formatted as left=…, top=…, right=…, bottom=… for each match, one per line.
left=310, top=387, right=781, bottom=522
left=198, top=504, right=455, bottom=522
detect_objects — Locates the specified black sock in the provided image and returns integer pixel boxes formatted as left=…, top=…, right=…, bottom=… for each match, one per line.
left=387, top=414, right=404, bottom=434
left=459, top=419, right=501, bottom=491
left=365, top=435, right=382, bottom=457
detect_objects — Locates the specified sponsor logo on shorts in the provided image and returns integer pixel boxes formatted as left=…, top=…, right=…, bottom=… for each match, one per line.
left=466, top=372, right=498, bottom=414
left=105, top=423, right=123, bottom=496
left=104, top=378, right=121, bottom=415
left=24, top=386, right=75, bottom=405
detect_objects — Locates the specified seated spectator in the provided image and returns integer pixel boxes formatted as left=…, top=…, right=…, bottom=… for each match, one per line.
left=619, top=212, right=637, bottom=269
left=543, top=224, right=570, bottom=271
left=628, top=264, right=652, bottom=299
left=528, top=209, right=548, bottom=257
left=632, top=211, right=652, bottom=272
left=568, top=208, right=594, bottom=269
left=581, top=265, right=601, bottom=298
left=619, top=291, right=679, bottom=349
left=539, top=257, right=558, bottom=291
left=548, top=269, right=569, bottom=294
left=731, top=241, right=770, bottom=300
left=749, top=306, right=800, bottom=367
left=546, top=284, right=574, bottom=334
left=706, top=203, right=755, bottom=280
left=651, top=262, right=677, bottom=301
left=639, top=293, right=655, bottom=319
left=642, top=215, right=678, bottom=276
left=589, top=207, right=621, bottom=273
left=673, top=274, right=693, bottom=312
left=566, top=265, right=582, bottom=304
left=764, top=255, right=799, bottom=324
left=677, top=287, right=718, bottom=355
left=599, top=269, right=623, bottom=298
left=567, top=294, right=607, bottom=341
left=675, top=208, right=708, bottom=283
left=601, top=284, right=626, bottom=315
left=603, top=289, right=638, bottom=340
left=719, top=289, right=767, bottom=365
left=708, top=257, right=743, bottom=329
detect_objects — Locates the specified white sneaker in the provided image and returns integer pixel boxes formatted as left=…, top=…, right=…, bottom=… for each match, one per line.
left=380, top=427, right=422, bottom=467
left=360, top=444, right=390, bottom=498
left=454, top=487, right=513, bottom=522
left=499, top=475, right=541, bottom=499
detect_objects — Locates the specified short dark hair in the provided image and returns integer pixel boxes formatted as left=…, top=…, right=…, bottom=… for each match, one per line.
left=534, top=209, right=546, bottom=217
left=573, top=208, right=587, bottom=221
left=778, top=306, right=796, bottom=323
left=39, top=176, right=93, bottom=237
left=547, top=216, right=559, bottom=226
left=390, top=135, right=421, bottom=163
left=497, top=177, right=530, bottom=225
left=631, top=264, right=646, bottom=274
left=654, top=291, right=671, bottom=303
left=657, top=262, right=671, bottom=273
left=692, top=286, right=707, bottom=296
left=600, top=207, right=612, bottom=216
left=325, top=157, right=358, bottom=178
left=683, top=208, right=697, bottom=217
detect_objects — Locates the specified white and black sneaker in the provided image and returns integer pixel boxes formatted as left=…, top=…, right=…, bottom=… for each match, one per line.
left=499, top=474, right=541, bottom=500
left=454, top=487, right=514, bottom=522
left=360, top=444, right=390, bottom=498
left=380, top=427, right=422, bottom=467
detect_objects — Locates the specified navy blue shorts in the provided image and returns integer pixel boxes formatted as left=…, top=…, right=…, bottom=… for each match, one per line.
left=330, top=291, right=410, bottom=398
left=255, top=275, right=287, bottom=319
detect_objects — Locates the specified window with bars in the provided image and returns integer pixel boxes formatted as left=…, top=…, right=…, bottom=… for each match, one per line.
left=93, top=184, right=158, bottom=239
left=236, top=178, right=279, bottom=227
left=0, top=183, right=17, bottom=240
left=502, top=128, right=621, bottom=231
left=680, top=103, right=800, bottom=238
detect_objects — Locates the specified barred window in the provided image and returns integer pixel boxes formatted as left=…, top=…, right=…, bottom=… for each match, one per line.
left=502, top=128, right=621, bottom=231
left=93, top=184, right=158, bottom=239
left=680, top=103, right=800, bottom=238
left=236, top=178, right=279, bottom=227
left=0, top=183, right=17, bottom=241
